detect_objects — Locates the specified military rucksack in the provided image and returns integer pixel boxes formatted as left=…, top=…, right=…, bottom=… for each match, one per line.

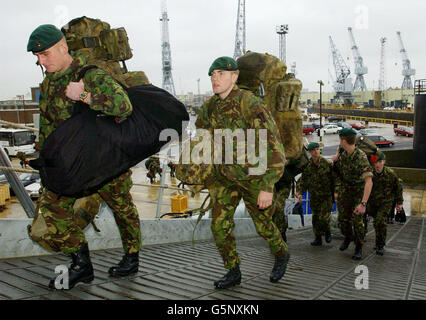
left=237, top=51, right=303, bottom=161
left=27, top=193, right=103, bottom=252
left=62, top=16, right=149, bottom=87
left=355, top=136, right=380, bottom=164
left=175, top=133, right=216, bottom=195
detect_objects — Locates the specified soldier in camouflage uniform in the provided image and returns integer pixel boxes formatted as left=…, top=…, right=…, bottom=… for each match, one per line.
left=27, top=24, right=141, bottom=289
left=367, top=152, right=404, bottom=255
left=146, top=156, right=162, bottom=183
left=195, top=57, right=290, bottom=289
left=168, top=161, right=176, bottom=178
left=333, top=128, right=373, bottom=260
left=295, top=142, right=334, bottom=246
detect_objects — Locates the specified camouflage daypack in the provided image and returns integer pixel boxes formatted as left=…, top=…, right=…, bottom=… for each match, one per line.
left=62, top=16, right=149, bottom=87
left=237, top=51, right=304, bottom=161
left=27, top=193, right=103, bottom=252
left=356, top=136, right=380, bottom=164
left=175, top=133, right=215, bottom=195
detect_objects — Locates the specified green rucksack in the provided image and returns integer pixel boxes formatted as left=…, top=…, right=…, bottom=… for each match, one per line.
left=27, top=193, right=103, bottom=252
left=356, top=136, right=380, bottom=164
left=62, top=16, right=149, bottom=87
left=237, top=51, right=304, bottom=161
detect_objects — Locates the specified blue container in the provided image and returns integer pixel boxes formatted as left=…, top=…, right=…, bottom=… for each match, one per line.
left=302, top=192, right=338, bottom=214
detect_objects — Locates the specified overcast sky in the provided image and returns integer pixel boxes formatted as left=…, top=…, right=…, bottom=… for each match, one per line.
left=1, top=0, right=424, bottom=100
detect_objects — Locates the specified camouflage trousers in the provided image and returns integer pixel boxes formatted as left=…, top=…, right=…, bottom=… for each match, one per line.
left=367, top=202, right=393, bottom=247
left=38, top=170, right=141, bottom=255
left=337, top=186, right=365, bottom=247
left=272, top=184, right=291, bottom=235
left=209, top=176, right=287, bottom=270
left=310, top=196, right=333, bottom=237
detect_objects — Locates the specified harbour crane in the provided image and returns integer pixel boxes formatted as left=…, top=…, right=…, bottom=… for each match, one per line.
left=396, top=31, right=416, bottom=89
left=329, top=36, right=353, bottom=104
left=276, top=24, right=289, bottom=64
left=378, top=37, right=387, bottom=91
left=233, top=0, right=246, bottom=59
left=348, top=27, right=368, bottom=91
left=160, top=0, right=176, bottom=96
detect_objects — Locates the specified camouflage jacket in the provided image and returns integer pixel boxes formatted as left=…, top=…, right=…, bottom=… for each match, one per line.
left=370, top=166, right=404, bottom=206
left=296, top=156, right=334, bottom=200
left=195, top=85, right=285, bottom=193
left=333, top=147, right=373, bottom=190
left=38, top=53, right=132, bottom=149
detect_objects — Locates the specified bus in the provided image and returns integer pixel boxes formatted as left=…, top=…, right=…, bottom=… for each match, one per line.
left=0, top=128, right=36, bottom=156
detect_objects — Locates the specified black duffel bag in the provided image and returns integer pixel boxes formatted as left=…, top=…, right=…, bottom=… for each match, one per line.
left=30, top=66, right=189, bottom=197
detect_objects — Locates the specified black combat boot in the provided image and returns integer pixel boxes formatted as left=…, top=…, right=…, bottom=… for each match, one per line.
left=48, top=243, right=94, bottom=290
left=270, top=252, right=290, bottom=283
left=281, top=231, right=287, bottom=243
left=325, top=230, right=332, bottom=243
left=214, top=266, right=241, bottom=289
left=311, top=236, right=322, bottom=246
left=352, top=245, right=362, bottom=260
left=339, top=237, right=352, bottom=251
left=376, top=246, right=384, bottom=256
left=109, top=252, right=139, bottom=277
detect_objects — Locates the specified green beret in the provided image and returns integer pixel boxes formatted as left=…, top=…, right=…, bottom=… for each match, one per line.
left=27, top=24, right=64, bottom=52
left=208, top=56, right=238, bottom=76
left=307, top=142, right=320, bottom=151
left=377, top=151, right=386, bottom=161
left=339, top=127, right=357, bottom=137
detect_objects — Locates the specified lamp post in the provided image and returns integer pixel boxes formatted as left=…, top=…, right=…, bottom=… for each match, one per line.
left=317, top=80, right=324, bottom=154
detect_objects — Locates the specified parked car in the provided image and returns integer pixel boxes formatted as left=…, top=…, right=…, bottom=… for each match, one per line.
left=351, top=122, right=365, bottom=130
left=366, top=135, right=394, bottom=147
left=394, top=126, right=414, bottom=137
left=359, top=129, right=378, bottom=136
left=309, top=113, right=320, bottom=120
left=0, top=173, right=40, bottom=196
left=323, top=124, right=341, bottom=134
left=302, top=124, right=315, bottom=135
left=336, top=122, right=352, bottom=129
left=384, top=106, right=395, bottom=111
left=25, top=181, right=41, bottom=199
left=327, top=115, right=345, bottom=122
left=311, top=123, right=323, bottom=131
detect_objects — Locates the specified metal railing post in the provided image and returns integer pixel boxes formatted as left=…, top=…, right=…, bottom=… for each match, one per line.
left=155, top=160, right=169, bottom=218
left=0, top=145, right=35, bottom=218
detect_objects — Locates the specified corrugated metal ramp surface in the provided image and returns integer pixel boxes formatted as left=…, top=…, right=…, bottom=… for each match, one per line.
left=0, top=217, right=424, bottom=300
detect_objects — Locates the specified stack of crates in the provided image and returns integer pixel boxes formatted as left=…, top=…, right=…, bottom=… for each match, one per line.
left=0, top=184, right=10, bottom=208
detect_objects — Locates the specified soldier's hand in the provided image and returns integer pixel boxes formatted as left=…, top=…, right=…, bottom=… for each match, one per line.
left=66, top=79, right=85, bottom=101
left=334, top=193, right=338, bottom=201
left=396, top=204, right=403, bottom=212
left=257, top=191, right=273, bottom=210
left=294, top=192, right=303, bottom=204
left=354, top=204, right=366, bottom=215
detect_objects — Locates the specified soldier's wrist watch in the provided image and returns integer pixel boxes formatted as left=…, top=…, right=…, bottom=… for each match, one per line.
left=79, top=90, right=88, bottom=102
left=361, top=202, right=367, bottom=207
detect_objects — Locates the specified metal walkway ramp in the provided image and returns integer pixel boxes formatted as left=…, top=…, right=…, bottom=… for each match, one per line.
left=0, top=216, right=424, bottom=300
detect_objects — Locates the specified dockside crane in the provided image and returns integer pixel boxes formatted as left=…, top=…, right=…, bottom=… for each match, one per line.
left=348, top=27, right=368, bottom=91
left=160, top=0, right=176, bottom=96
left=396, top=31, right=416, bottom=90
left=233, top=0, right=246, bottom=59
left=329, top=36, right=353, bottom=104
left=378, top=37, right=387, bottom=91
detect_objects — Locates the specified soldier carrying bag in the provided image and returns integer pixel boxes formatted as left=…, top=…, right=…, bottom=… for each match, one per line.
left=30, top=66, right=189, bottom=197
